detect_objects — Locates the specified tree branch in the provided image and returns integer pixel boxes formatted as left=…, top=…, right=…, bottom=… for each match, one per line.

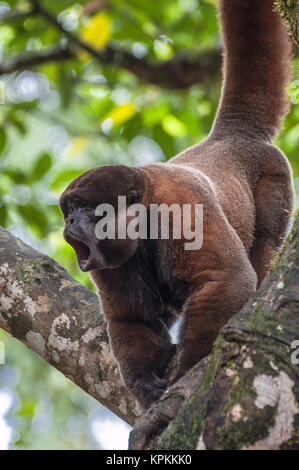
left=0, top=227, right=142, bottom=426
left=8, top=0, right=218, bottom=89
left=0, top=8, right=37, bottom=22
left=130, top=213, right=299, bottom=450
left=0, top=45, right=73, bottom=76
left=0, top=42, right=220, bottom=89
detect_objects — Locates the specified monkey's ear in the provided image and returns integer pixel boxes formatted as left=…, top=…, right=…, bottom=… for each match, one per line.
left=128, top=190, right=139, bottom=205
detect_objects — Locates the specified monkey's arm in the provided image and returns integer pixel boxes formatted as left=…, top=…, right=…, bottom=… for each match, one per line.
left=107, top=317, right=174, bottom=408
left=171, top=221, right=257, bottom=382
left=93, top=271, right=175, bottom=408
left=173, top=277, right=254, bottom=381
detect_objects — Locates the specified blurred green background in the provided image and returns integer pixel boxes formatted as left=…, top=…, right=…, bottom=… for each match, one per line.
left=0, top=0, right=298, bottom=450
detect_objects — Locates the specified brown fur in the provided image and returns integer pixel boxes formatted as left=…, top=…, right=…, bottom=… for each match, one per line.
left=59, top=0, right=294, bottom=408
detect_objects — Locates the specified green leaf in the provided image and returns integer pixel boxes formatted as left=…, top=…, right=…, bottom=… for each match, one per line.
left=18, top=204, right=48, bottom=238
left=12, top=119, right=26, bottom=135
left=0, top=204, right=8, bottom=226
left=30, top=153, right=52, bottom=183
left=4, top=170, right=26, bottom=184
left=162, top=114, right=187, bottom=137
left=18, top=400, right=36, bottom=418
left=51, top=170, right=86, bottom=190
left=0, top=128, right=7, bottom=156
left=142, top=103, right=169, bottom=127
left=59, top=68, right=72, bottom=108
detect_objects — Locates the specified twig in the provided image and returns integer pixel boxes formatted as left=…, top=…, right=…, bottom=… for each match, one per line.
left=0, top=45, right=73, bottom=76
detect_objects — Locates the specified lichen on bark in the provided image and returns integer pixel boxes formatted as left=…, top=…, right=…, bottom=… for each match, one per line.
left=0, top=227, right=142, bottom=425
left=275, top=0, right=299, bottom=44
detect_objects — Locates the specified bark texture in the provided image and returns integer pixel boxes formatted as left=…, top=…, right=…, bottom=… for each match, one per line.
left=130, top=213, right=299, bottom=450
left=0, top=227, right=142, bottom=425
left=276, top=0, right=299, bottom=45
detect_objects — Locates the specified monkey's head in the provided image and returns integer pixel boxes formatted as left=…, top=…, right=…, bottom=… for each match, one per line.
left=59, top=165, right=145, bottom=271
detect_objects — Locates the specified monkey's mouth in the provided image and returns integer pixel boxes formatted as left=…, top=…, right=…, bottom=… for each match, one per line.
left=65, top=235, right=92, bottom=271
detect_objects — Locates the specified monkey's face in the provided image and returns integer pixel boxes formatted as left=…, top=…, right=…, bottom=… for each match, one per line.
left=59, top=165, right=144, bottom=271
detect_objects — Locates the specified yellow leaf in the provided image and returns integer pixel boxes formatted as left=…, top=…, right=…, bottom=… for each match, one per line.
left=102, top=103, right=137, bottom=127
left=68, top=138, right=88, bottom=158
left=79, top=13, right=112, bottom=60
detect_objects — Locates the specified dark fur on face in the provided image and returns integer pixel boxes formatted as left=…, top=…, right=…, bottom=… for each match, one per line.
left=59, top=165, right=145, bottom=271
left=60, top=0, right=294, bottom=409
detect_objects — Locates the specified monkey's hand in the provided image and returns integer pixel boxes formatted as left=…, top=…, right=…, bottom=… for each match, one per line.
left=130, top=372, right=169, bottom=409
left=107, top=317, right=175, bottom=409
left=128, top=344, right=176, bottom=408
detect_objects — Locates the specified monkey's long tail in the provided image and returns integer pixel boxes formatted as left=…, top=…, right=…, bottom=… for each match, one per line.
left=212, top=0, right=292, bottom=142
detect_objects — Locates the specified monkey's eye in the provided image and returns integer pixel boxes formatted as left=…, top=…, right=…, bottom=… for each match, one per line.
left=83, top=204, right=94, bottom=212
left=128, top=191, right=138, bottom=205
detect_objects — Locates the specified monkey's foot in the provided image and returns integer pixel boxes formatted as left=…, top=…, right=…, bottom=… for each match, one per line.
left=131, top=373, right=169, bottom=409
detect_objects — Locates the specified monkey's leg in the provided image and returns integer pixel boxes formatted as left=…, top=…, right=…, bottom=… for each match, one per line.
left=250, top=174, right=293, bottom=286
left=171, top=267, right=256, bottom=382
left=108, top=317, right=174, bottom=408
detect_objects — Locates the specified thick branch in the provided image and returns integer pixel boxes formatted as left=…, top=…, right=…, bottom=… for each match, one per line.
left=130, top=213, right=299, bottom=450
left=0, top=227, right=142, bottom=425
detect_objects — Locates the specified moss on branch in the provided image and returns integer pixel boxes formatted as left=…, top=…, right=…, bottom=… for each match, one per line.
left=275, top=0, right=299, bottom=44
